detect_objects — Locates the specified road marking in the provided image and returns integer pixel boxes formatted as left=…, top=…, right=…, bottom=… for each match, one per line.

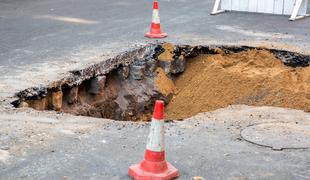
left=33, top=15, right=100, bottom=25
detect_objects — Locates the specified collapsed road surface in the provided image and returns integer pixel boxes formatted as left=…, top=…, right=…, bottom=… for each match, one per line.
left=1, top=43, right=310, bottom=180
left=11, top=43, right=310, bottom=121
left=1, top=0, right=310, bottom=179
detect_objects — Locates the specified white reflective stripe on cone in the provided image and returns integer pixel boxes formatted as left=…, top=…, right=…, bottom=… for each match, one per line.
left=152, top=10, right=160, bottom=24
left=146, top=119, right=165, bottom=152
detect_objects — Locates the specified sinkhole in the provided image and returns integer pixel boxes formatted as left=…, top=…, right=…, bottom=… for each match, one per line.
left=12, top=43, right=310, bottom=121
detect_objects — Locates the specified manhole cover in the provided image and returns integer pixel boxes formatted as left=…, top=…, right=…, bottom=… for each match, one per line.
left=241, top=122, right=310, bottom=150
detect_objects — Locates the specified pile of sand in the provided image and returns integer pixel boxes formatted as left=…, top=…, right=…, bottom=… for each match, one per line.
left=165, top=49, right=310, bottom=120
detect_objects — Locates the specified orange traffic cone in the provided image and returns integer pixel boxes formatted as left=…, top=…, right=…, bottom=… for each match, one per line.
left=145, top=0, right=168, bottom=38
left=128, top=100, right=179, bottom=180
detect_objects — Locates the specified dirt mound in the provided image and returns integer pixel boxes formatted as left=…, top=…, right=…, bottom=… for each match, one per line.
left=165, top=49, right=310, bottom=120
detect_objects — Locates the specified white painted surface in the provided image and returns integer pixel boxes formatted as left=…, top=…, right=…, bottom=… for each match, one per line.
left=273, top=0, right=284, bottom=14
left=231, top=0, right=240, bottom=10
left=152, top=9, right=160, bottom=24
left=300, top=0, right=309, bottom=15
left=213, top=0, right=222, bottom=13
left=239, top=0, right=249, bottom=11
left=146, top=119, right=165, bottom=152
left=219, top=0, right=307, bottom=15
left=284, top=0, right=296, bottom=14
left=221, top=0, right=232, bottom=10
left=289, top=0, right=309, bottom=19
left=248, top=0, right=258, bottom=12
left=256, top=0, right=266, bottom=13
left=264, top=0, right=275, bottom=13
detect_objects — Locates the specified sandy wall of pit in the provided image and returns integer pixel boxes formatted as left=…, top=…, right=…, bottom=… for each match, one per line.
left=165, top=48, right=310, bottom=120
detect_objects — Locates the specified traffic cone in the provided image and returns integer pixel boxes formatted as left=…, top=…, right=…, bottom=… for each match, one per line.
left=128, top=100, right=179, bottom=180
left=145, top=0, right=168, bottom=38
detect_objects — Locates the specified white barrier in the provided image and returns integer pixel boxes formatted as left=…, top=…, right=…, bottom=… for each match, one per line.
left=211, top=0, right=309, bottom=21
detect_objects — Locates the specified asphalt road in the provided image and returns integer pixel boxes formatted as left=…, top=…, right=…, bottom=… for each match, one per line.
left=0, top=105, right=309, bottom=180
left=1, top=0, right=310, bottom=99
left=0, top=0, right=310, bottom=179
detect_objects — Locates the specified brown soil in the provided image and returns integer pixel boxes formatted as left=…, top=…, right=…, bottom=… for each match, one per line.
left=165, top=49, right=310, bottom=120
left=158, top=43, right=174, bottom=62
left=155, top=67, right=175, bottom=96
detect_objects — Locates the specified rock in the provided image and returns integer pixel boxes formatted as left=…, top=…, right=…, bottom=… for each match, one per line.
left=52, top=91, right=63, bottom=111
left=158, top=43, right=174, bottom=62
left=192, top=176, right=205, bottom=180
left=157, top=42, right=186, bottom=74
left=30, top=98, right=48, bottom=110
left=18, top=101, right=29, bottom=108
left=97, top=75, right=107, bottom=87
left=118, top=66, right=130, bottom=79
left=89, top=75, right=106, bottom=95
left=68, top=86, right=79, bottom=104
left=145, top=58, right=158, bottom=76
left=159, top=60, right=172, bottom=75
left=159, top=55, right=186, bottom=75
left=158, top=45, right=186, bottom=75
left=171, top=55, right=186, bottom=74
left=130, top=65, right=145, bottom=80
left=158, top=43, right=175, bottom=75
left=89, top=78, right=100, bottom=95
